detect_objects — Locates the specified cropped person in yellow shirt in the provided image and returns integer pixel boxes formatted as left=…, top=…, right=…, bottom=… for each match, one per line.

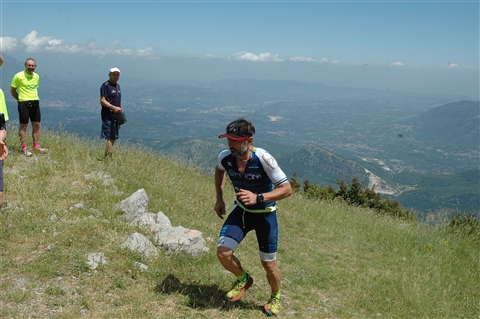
left=0, top=55, right=9, bottom=141
left=0, top=55, right=10, bottom=208
left=10, top=58, right=47, bottom=157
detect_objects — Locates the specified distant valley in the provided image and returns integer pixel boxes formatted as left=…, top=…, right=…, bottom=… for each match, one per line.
left=0, top=73, right=478, bottom=215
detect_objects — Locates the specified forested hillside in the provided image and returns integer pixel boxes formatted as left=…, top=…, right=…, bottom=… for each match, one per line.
left=411, top=100, right=479, bottom=149
left=278, top=144, right=369, bottom=186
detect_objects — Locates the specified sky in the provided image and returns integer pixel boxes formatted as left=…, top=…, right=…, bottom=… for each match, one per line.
left=0, top=0, right=478, bottom=99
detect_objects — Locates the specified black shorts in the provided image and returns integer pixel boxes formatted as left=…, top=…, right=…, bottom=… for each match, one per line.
left=101, top=111, right=119, bottom=141
left=18, top=100, right=41, bottom=124
left=218, top=204, right=279, bottom=260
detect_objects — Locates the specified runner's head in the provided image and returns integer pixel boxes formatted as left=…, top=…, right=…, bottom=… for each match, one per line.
left=218, top=118, right=255, bottom=141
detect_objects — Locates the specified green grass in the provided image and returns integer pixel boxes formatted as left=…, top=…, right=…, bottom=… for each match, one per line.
left=0, top=127, right=478, bottom=318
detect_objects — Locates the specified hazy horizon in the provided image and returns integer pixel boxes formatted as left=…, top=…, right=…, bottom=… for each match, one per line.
left=0, top=1, right=478, bottom=99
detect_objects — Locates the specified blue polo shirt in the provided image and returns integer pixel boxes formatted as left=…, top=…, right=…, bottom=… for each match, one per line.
left=100, top=80, right=121, bottom=118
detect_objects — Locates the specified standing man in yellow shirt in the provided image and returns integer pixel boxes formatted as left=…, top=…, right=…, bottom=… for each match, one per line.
left=10, top=58, right=47, bottom=157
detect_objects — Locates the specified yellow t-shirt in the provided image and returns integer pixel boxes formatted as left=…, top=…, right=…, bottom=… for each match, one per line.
left=0, top=89, right=9, bottom=121
left=10, top=70, right=40, bottom=102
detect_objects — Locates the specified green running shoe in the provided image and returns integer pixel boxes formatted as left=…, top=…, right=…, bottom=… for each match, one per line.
left=226, top=274, right=253, bottom=302
left=264, top=296, right=282, bottom=316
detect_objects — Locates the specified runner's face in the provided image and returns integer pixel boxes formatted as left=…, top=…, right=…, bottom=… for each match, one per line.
left=25, top=61, right=36, bottom=74
left=228, top=139, right=249, bottom=157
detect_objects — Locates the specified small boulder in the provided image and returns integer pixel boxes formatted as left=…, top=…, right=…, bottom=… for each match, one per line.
left=120, top=232, right=158, bottom=257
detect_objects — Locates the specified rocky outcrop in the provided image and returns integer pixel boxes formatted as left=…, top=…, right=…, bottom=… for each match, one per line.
left=78, top=173, right=209, bottom=271
left=115, top=189, right=209, bottom=256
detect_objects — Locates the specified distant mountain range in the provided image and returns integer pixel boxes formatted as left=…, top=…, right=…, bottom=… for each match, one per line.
left=0, top=57, right=477, bottom=214
left=148, top=99, right=479, bottom=214
left=411, top=100, right=479, bottom=149
left=278, top=144, right=369, bottom=186
left=154, top=139, right=371, bottom=188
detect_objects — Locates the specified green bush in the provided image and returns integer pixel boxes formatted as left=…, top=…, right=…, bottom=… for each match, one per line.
left=303, top=180, right=336, bottom=200
left=292, top=174, right=418, bottom=221
left=445, top=212, right=480, bottom=242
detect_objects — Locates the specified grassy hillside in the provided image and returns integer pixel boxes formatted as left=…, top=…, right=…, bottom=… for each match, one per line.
left=0, top=129, right=478, bottom=318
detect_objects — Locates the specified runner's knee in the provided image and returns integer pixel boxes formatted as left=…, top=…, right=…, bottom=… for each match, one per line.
left=217, top=245, right=234, bottom=260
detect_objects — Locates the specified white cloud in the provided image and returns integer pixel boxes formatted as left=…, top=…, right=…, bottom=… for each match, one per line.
left=289, top=56, right=316, bottom=62
left=5, top=30, right=160, bottom=59
left=137, top=47, right=157, bottom=57
left=204, top=53, right=337, bottom=65
left=448, top=63, right=458, bottom=68
left=389, top=61, right=405, bottom=66
left=231, top=52, right=284, bottom=62
left=0, top=37, right=18, bottom=51
left=22, top=30, right=63, bottom=52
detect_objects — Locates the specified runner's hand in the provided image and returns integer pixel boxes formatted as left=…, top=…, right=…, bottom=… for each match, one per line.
left=0, top=141, right=8, bottom=161
left=236, top=188, right=257, bottom=205
left=215, top=200, right=226, bottom=219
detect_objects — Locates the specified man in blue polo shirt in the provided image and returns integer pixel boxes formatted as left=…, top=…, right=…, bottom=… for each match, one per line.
left=99, top=67, right=122, bottom=159
left=214, top=118, right=292, bottom=316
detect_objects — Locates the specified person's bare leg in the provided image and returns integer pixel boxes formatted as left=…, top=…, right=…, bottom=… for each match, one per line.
left=32, top=122, right=41, bottom=145
left=262, top=259, right=281, bottom=295
left=217, top=246, right=243, bottom=276
left=19, top=123, right=28, bottom=148
left=262, top=259, right=282, bottom=315
left=218, top=246, right=253, bottom=301
left=105, top=139, right=115, bottom=155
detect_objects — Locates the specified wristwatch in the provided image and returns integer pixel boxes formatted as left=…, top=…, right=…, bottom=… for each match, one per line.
left=257, top=193, right=264, bottom=204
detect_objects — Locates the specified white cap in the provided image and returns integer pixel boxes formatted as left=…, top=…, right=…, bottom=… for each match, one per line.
left=109, top=67, right=121, bottom=74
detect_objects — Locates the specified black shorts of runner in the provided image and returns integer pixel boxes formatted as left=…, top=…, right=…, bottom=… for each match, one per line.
left=218, top=204, right=279, bottom=258
left=18, top=100, right=41, bottom=124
